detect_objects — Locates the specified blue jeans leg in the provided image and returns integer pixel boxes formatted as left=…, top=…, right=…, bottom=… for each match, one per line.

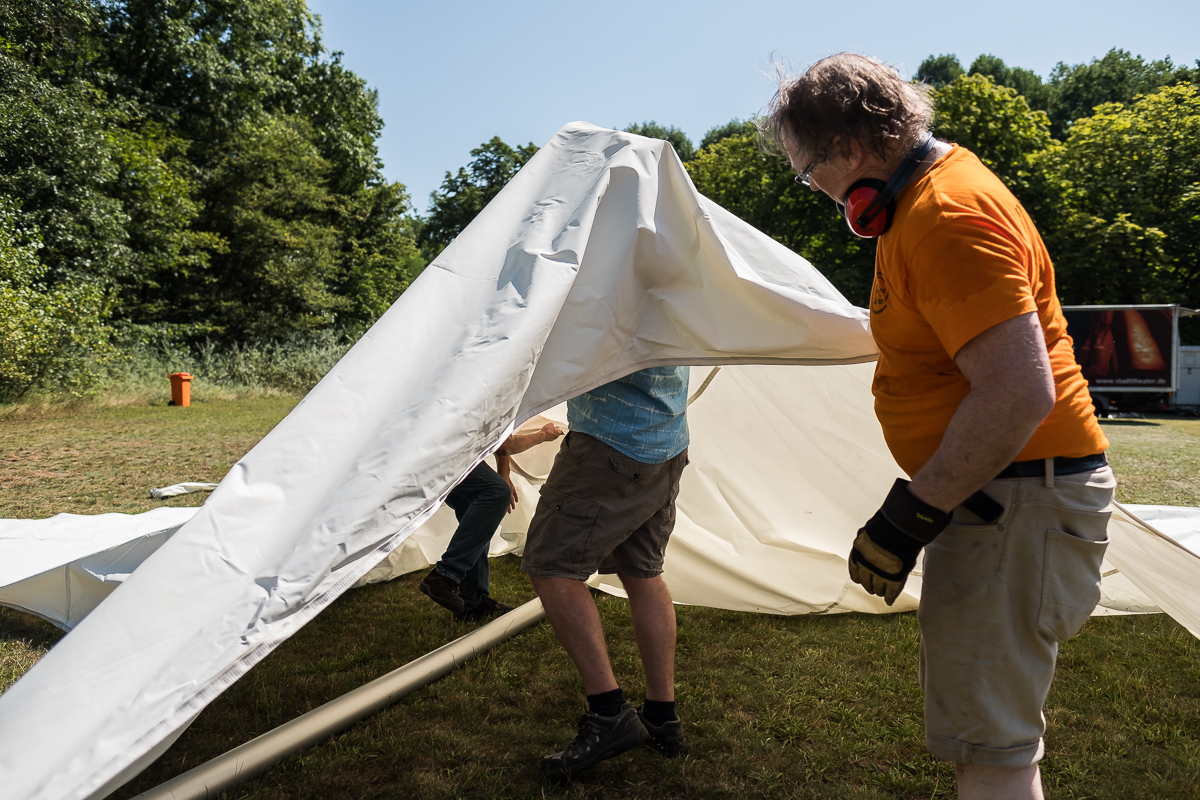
left=437, top=462, right=510, bottom=611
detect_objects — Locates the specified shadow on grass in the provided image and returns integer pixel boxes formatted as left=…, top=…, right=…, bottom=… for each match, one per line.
left=0, top=605, right=64, bottom=651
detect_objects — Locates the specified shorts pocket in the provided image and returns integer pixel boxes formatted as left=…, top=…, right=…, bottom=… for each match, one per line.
left=1037, top=529, right=1108, bottom=642
left=526, top=485, right=602, bottom=575
left=564, top=432, right=596, bottom=465
left=609, top=454, right=646, bottom=482
left=537, top=484, right=601, bottom=520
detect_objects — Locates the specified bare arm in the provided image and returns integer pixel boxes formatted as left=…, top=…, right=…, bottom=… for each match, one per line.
left=495, top=453, right=518, bottom=512
left=495, top=423, right=565, bottom=457
left=908, top=311, right=1056, bottom=512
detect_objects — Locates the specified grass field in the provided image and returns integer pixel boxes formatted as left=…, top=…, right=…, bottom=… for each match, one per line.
left=2, top=400, right=1198, bottom=799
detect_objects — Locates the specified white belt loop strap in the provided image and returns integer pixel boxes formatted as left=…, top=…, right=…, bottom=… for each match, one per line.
left=1044, top=458, right=1055, bottom=489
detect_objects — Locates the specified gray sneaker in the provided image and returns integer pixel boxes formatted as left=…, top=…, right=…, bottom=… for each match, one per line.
left=541, top=702, right=648, bottom=779
left=636, top=706, right=689, bottom=757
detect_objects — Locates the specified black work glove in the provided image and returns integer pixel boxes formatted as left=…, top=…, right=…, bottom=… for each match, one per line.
left=848, top=479, right=952, bottom=606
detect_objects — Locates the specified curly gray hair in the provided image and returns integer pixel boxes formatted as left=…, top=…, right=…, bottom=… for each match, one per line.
left=762, top=53, right=933, bottom=164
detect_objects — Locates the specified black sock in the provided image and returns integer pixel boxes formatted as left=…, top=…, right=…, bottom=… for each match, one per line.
left=642, top=699, right=676, bottom=726
left=587, top=687, right=626, bottom=717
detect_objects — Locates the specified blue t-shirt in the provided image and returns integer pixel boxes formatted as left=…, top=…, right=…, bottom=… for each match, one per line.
left=567, top=366, right=690, bottom=464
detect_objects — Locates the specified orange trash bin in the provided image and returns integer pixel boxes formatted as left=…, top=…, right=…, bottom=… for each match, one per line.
left=169, top=372, right=193, bottom=407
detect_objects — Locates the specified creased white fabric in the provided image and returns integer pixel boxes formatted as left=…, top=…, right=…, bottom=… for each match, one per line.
left=0, top=122, right=878, bottom=800
left=149, top=482, right=218, bottom=500
left=4, top=376, right=1191, bottom=629
left=0, top=509, right=195, bottom=630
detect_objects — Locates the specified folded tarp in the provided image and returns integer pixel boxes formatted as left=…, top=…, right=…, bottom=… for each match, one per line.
left=0, top=508, right=196, bottom=631
left=1104, top=503, right=1200, bottom=637
left=0, top=122, right=881, bottom=800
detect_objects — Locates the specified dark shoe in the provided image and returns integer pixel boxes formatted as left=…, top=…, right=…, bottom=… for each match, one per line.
left=636, top=706, right=689, bottom=757
left=418, top=568, right=465, bottom=614
left=455, top=595, right=514, bottom=622
left=541, top=702, right=648, bottom=779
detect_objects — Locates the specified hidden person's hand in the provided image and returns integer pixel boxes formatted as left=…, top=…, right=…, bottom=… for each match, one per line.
left=504, top=474, right=519, bottom=512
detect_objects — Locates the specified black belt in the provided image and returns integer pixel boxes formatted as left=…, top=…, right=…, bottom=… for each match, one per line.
left=958, top=453, right=1108, bottom=525
left=993, top=453, right=1107, bottom=481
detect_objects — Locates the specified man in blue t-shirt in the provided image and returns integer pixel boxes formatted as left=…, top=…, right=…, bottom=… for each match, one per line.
left=522, top=366, right=691, bottom=779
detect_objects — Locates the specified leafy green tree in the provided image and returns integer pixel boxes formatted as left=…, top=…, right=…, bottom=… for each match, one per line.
left=0, top=22, right=221, bottom=325
left=624, top=121, right=695, bottom=162
left=1, top=0, right=420, bottom=359
left=95, top=0, right=417, bottom=339
left=699, top=119, right=756, bottom=151
left=967, top=53, right=1052, bottom=111
left=916, top=54, right=964, bottom=87
left=1044, top=83, right=1200, bottom=338
left=420, top=137, right=539, bottom=256
left=328, top=181, right=425, bottom=337
left=107, top=121, right=224, bottom=324
left=0, top=197, right=109, bottom=401
left=194, top=114, right=341, bottom=338
left=686, top=130, right=875, bottom=305
left=98, top=0, right=322, bottom=166
left=1046, top=48, right=1199, bottom=138
left=0, top=55, right=125, bottom=284
left=0, top=0, right=100, bottom=78
left=930, top=74, right=1057, bottom=224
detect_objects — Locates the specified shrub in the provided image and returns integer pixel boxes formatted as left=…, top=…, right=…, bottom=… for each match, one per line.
left=0, top=199, right=110, bottom=402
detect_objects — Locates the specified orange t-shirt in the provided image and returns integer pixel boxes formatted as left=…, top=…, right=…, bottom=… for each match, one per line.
left=871, top=146, right=1108, bottom=476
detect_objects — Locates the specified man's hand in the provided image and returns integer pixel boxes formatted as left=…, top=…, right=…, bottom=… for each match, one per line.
left=503, top=473, right=519, bottom=512
left=539, top=422, right=565, bottom=441
left=849, top=479, right=952, bottom=605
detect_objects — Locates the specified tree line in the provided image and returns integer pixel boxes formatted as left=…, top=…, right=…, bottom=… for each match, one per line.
left=1, top=0, right=423, bottom=399
left=425, top=50, right=1200, bottom=346
left=2, top=3, right=1197, bottom=401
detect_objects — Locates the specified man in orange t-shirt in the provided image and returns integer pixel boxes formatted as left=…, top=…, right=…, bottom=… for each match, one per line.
left=766, top=54, right=1114, bottom=800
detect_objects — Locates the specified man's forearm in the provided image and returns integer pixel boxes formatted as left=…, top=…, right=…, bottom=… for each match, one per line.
left=908, top=311, right=1056, bottom=513
left=497, top=432, right=542, bottom=457
left=496, top=424, right=564, bottom=457
left=908, top=385, right=1048, bottom=512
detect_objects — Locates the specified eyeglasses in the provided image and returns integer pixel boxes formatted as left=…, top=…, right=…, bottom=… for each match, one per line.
left=794, top=156, right=820, bottom=187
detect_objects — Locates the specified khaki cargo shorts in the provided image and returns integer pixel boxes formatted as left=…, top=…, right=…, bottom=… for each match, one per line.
left=521, top=432, right=689, bottom=581
left=918, top=465, right=1116, bottom=767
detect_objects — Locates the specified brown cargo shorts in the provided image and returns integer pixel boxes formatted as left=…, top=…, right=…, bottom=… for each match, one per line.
left=521, top=432, right=689, bottom=580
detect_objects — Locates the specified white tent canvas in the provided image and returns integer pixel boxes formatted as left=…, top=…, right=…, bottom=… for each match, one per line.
left=1, top=122, right=1198, bottom=800
left=4, top=365, right=1194, bottom=632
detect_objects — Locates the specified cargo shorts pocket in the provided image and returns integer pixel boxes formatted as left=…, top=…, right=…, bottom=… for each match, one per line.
left=528, top=485, right=600, bottom=567
left=537, top=484, right=601, bottom=523
left=1038, top=529, right=1108, bottom=642
left=608, top=454, right=645, bottom=481
left=564, top=432, right=596, bottom=465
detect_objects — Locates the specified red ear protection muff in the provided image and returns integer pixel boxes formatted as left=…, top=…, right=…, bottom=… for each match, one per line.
left=838, top=132, right=935, bottom=238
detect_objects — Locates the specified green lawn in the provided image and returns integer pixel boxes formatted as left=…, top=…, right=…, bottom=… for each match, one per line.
left=2, top=404, right=1198, bottom=799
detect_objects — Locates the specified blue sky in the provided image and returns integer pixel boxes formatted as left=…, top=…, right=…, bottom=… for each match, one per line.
left=305, top=0, right=1200, bottom=215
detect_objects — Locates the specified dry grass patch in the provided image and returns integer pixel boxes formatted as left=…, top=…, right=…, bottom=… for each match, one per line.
left=0, top=397, right=299, bottom=517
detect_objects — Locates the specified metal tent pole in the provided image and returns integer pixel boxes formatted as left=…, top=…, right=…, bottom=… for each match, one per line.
left=132, top=598, right=546, bottom=800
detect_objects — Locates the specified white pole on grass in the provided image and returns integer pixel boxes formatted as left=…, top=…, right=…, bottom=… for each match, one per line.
left=132, top=598, right=547, bottom=800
